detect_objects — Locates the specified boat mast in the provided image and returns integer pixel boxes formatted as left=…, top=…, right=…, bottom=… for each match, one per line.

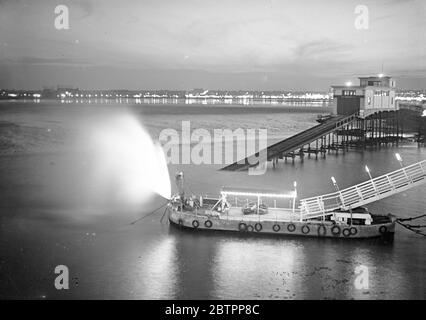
left=175, top=171, right=184, bottom=213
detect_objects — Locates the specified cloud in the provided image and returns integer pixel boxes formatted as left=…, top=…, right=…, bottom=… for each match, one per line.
left=0, top=0, right=425, bottom=89
left=74, top=0, right=94, bottom=18
left=0, top=0, right=17, bottom=6
left=0, top=56, right=93, bottom=66
left=293, top=40, right=353, bottom=63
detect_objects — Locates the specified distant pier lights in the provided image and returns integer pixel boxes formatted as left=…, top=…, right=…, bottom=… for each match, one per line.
left=331, top=75, right=397, bottom=118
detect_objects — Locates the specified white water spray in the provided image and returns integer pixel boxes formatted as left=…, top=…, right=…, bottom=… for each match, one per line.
left=86, top=113, right=171, bottom=205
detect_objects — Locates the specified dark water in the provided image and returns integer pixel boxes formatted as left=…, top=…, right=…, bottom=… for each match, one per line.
left=0, top=101, right=425, bottom=299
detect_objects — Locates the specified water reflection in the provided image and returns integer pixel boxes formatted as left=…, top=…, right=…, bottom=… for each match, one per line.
left=166, top=227, right=416, bottom=299
left=134, top=237, right=178, bottom=299
left=212, top=238, right=302, bottom=299
left=11, top=97, right=333, bottom=108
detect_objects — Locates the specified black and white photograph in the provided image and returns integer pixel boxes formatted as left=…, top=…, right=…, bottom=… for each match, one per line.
left=0, top=0, right=425, bottom=306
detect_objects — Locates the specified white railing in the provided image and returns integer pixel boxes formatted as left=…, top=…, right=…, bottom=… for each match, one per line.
left=299, top=159, right=426, bottom=220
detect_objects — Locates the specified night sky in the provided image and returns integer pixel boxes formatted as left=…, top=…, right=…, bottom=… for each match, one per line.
left=0, top=0, right=425, bottom=90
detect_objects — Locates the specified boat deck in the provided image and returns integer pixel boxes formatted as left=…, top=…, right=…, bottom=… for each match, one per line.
left=194, top=206, right=302, bottom=222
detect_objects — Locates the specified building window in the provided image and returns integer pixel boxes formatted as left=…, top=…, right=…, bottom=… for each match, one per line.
left=391, top=97, right=394, bottom=105
left=374, top=90, right=389, bottom=96
left=343, top=90, right=356, bottom=96
left=367, top=97, right=371, bottom=105
left=368, top=81, right=381, bottom=86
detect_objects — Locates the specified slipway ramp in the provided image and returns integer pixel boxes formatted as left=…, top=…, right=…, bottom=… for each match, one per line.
left=221, top=114, right=358, bottom=171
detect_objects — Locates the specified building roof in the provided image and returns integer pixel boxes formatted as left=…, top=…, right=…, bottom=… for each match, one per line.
left=358, top=76, right=391, bottom=78
left=331, top=85, right=363, bottom=89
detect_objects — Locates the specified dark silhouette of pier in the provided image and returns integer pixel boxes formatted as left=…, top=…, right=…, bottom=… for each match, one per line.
left=221, top=109, right=419, bottom=171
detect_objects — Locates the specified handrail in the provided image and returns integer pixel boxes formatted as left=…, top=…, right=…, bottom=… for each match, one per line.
left=299, top=160, right=426, bottom=219
left=268, top=114, right=358, bottom=155
left=224, top=113, right=359, bottom=169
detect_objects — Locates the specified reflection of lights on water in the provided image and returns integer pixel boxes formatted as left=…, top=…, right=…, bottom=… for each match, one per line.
left=422, top=110, right=426, bottom=117
left=88, top=114, right=171, bottom=204
left=213, top=242, right=300, bottom=298
left=133, top=238, right=177, bottom=298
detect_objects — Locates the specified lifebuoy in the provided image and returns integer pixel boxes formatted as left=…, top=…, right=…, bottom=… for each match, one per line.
left=342, top=228, right=351, bottom=237
left=247, top=225, right=254, bottom=232
left=302, top=225, right=310, bottom=234
left=287, top=224, right=296, bottom=232
left=273, top=224, right=281, bottom=232
left=238, top=222, right=247, bottom=232
left=331, top=225, right=341, bottom=236
left=318, top=225, right=327, bottom=236
left=350, top=227, right=358, bottom=236
left=379, top=225, right=387, bottom=234
left=204, top=220, right=213, bottom=228
left=192, top=220, right=199, bottom=228
left=255, top=223, right=262, bottom=232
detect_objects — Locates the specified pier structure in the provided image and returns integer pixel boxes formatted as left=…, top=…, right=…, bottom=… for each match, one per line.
left=222, top=110, right=404, bottom=171
left=222, top=75, right=410, bottom=171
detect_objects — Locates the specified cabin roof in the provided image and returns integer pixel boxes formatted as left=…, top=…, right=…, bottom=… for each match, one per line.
left=221, top=186, right=297, bottom=198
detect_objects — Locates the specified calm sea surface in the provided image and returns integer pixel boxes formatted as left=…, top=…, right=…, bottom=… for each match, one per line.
left=0, top=101, right=425, bottom=299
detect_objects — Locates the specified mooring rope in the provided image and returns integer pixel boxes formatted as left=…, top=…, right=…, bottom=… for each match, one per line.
left=129, top=201, right=169, bottom=225
left=396, top=213, right=426, bottom=237
left=396, top=213, right=426, bottom=222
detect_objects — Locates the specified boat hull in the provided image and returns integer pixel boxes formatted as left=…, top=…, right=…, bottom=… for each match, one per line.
left=169, top=210, right=395, bottom=239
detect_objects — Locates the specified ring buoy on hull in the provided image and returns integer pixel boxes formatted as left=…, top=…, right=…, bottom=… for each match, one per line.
left=287, top=224, right=296, bottom=232
left=255, top=223, right=262, bottom=232
left=342, top=228, right=351, bottom=237
left=247, top=225, right=254, bottom=232
left=238, top=222, right=247, bottom=232
left=192, top=220, right=199, bottom=228
left=350, top=227, right=358, bottom=236
left=273, top=224, right=281, bottom=232
left=318, top=225, right=327, bottom=236
left=302, top=225, right=310, bottom=234
left=205, top=220, right=213, bottom=228
left=331, top=225, right=341, bottom=236
left=379, top=225, right=387, bottom=234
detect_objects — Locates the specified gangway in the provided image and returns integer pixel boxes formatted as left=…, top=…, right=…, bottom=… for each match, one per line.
left=299, top=160, right=426, bottom=220
left=221, top=114, right=359, bottom=171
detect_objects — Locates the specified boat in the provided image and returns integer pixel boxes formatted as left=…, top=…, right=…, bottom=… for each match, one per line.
left=168, top=174, right=396, bottom=239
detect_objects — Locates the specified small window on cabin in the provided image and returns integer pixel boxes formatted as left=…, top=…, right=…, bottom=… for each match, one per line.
left=343, top=90, right=356, bottom=96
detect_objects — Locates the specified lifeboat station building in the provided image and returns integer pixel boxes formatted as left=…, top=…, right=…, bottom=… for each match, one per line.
left=331, top=75, right=397, bottom=118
